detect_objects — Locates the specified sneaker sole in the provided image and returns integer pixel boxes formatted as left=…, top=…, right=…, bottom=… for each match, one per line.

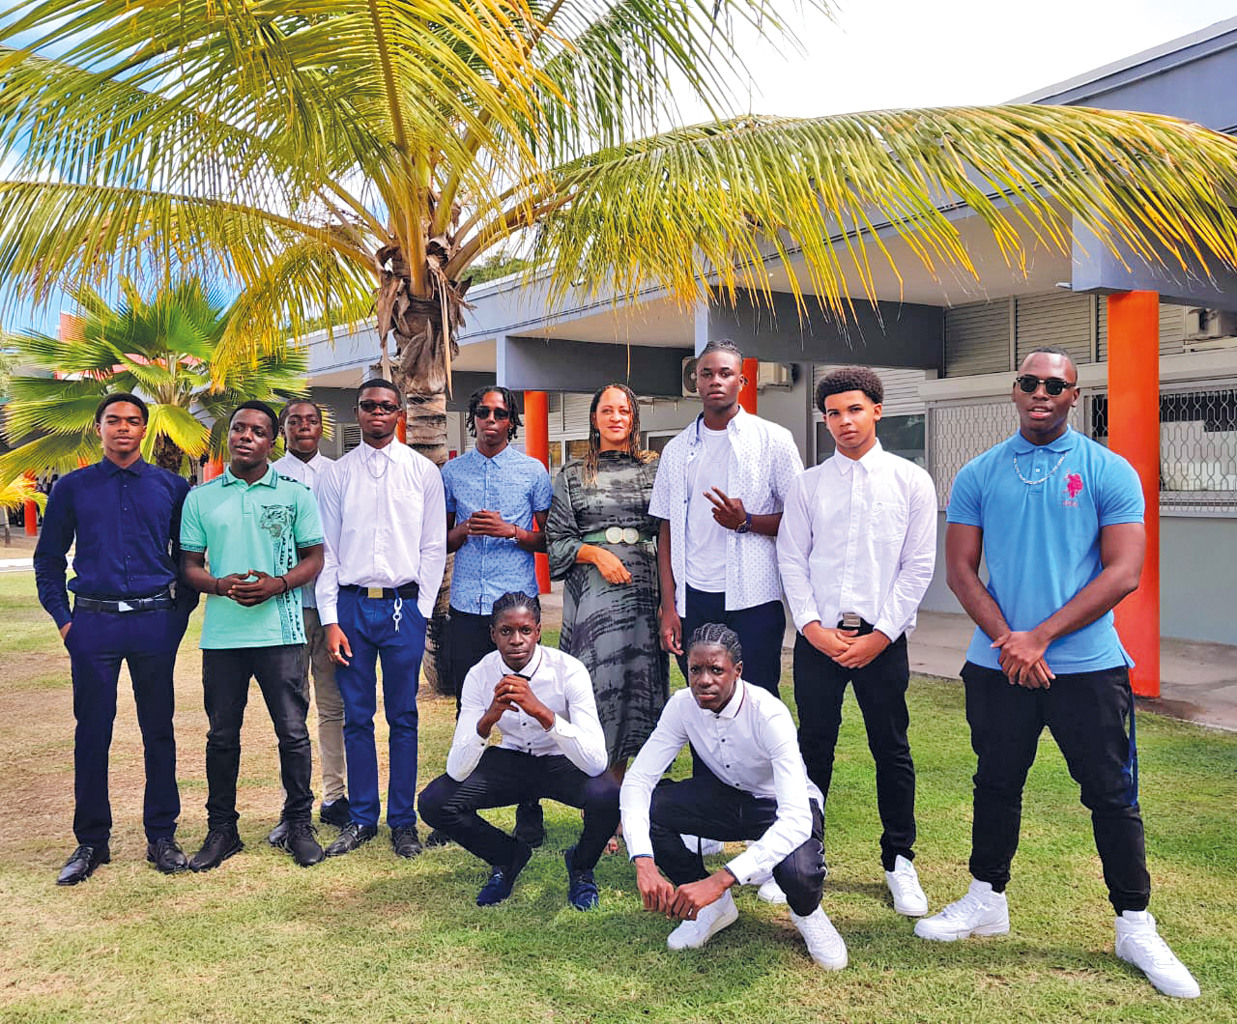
left=1116, top=952, right=1201, bottom=999
left=892, top=900, right=929, bottom=917
left=915, top=920, right=1009, bottom=942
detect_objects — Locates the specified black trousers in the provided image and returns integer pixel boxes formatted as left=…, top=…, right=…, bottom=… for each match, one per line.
left=678, top=587, right=786, bottom=696
left=793, top=629, right=916, bottom=871
left=447, top=608, right=495, bottom=705
left=418, top=748, right=620, bottom=870
left=647, top=771, right=827, bottom=917
left=67, top=606, right=188, bottom=845
left=202, top=645, right=314, bottom=828
left=962, top=661, right=1150, bottom=913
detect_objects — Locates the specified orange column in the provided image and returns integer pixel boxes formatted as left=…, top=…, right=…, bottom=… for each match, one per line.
left=739, top=358, right=759, bottom=413
left=201, top=458, right=225, bottom=482
left=522, top=390, right=551, bottom=594
left=23, top=471, right=38, bottom=536
left=1107, top=291, right=1160, bottom=698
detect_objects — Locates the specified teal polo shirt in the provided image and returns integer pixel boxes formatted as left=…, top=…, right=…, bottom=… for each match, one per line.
left=946, top=427, right=1144, bottom=673
left=181, top=465, right=323, bottom=650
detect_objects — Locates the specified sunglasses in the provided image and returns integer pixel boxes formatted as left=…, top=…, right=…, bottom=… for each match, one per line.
left=358, top=399, right=401, bottom=414
left=1014, top=375, right=1077, bottom=397
left=475, top=406, right=511, bottom=421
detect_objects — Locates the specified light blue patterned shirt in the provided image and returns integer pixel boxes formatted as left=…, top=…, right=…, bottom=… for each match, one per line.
left=442, top=445, right=553, bottom=615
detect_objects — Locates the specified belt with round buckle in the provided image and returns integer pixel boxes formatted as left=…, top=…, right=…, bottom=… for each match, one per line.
left=604, top=526, right=641, bottom=544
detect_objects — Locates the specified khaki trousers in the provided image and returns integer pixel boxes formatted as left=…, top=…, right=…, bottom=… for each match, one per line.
left=303, top=607, right=347, bottom=804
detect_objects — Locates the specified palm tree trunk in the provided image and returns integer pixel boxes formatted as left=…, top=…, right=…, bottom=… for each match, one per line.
left=152, top=434, right=185, bottom=474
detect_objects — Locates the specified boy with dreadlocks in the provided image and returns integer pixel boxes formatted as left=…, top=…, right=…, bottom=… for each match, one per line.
left=620, top=624, right=846, bottom=969
left=435, top=386, right=553, bottom=849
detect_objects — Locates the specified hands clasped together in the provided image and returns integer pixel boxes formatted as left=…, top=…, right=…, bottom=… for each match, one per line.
left=635, top=857, right=733, bottom=922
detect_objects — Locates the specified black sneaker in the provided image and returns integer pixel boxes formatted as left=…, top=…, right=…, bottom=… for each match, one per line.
left=189, top=826, right=243, bottom=872
left=267, top=819, right=289, bottom=847
left=319, top=797, right=352, bottom=830
left=146, top=837, right=189, bottom=875
left=324, top=821, right=378, bottom=858
left=391, top=825, right=423, bottom=859
left=424, top=828, right=453, bottom=849
left=280, top=821, right=325, bottom=867
left=476, top=842, right=533, bottom=907
left=56, top=843, right=110, bottom=886
left=564, top=845, right=600, bottom=911
left=513, top=801, right=546, bottom=848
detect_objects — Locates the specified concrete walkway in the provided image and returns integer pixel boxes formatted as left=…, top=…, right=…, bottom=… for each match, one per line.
left=541, top=586, right=1237, bottom=733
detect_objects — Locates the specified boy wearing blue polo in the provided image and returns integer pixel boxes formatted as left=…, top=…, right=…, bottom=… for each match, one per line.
left=180, top=402, right=326, bottom=872
left=915, top=347, right=1199, bottom=999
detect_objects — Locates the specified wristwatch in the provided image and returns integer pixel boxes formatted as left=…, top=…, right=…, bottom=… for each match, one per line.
left=735, top=512, right=753, bottom=534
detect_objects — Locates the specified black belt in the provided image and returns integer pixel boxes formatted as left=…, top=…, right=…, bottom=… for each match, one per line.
left=342, top=582, right=420, bottom=601
left=75, top=593, right=175, bottom=614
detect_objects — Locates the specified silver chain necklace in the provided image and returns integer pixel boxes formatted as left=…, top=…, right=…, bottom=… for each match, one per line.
left=1013, top=451, right=1067, bottom=486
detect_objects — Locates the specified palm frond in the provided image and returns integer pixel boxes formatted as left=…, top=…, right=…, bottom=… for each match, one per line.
left=0, top=431, right=98, bottom=483
left=142, top=403, right=210, bottom=461
left=0, top=475, right=46, bottom=514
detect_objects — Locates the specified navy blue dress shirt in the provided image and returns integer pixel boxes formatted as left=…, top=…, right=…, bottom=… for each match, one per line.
left=34, top=457, right=191, bottom=628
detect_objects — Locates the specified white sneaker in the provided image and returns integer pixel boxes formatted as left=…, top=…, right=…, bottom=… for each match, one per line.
left=885, top=855, right=929, bottom=917
left=757, top=877, right=788, bottom=904
left=914, top=879, right=1009, bottom=941
left=790, top=907, right=848, bottom=970
left=666, top=891, right=739, bottom=951
left=1115, top=911, right=1200, bottom=998
left=680, top=834, right=725, bottom=856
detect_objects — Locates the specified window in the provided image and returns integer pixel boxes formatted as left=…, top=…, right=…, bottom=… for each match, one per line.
left=815, top=414, right=926, bottom=467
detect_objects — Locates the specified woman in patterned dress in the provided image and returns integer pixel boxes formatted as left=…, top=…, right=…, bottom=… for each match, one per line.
left=547, top=383, right=669, bottom=788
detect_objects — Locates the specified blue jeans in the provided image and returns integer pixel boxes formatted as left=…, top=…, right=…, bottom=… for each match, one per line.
left=334, top=588, right=426, bottom=829
left=66, top=606, right=188, bottom=845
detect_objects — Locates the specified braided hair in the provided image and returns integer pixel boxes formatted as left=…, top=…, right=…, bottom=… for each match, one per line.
left=466, top=385, right=522, bottom=442
left=582, top=382, right=655, bottom=485
left=687, top=623, right=743, bottom=665
left=490, top=591, right=542, bottom=626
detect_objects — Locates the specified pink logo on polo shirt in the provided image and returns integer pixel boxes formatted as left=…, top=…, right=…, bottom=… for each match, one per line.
left=1063, top=472, right=1084, bottom=507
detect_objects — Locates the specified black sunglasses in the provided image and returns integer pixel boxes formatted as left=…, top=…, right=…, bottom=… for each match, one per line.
left=358, top=399, right=401, bottom=414
left=475, top=406, right=511, bottom=421
left=1015, top=375, right=1076, bottom=397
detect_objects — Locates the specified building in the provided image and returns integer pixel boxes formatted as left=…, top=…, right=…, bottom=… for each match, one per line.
left=303, top=17, right=1237, bottom=652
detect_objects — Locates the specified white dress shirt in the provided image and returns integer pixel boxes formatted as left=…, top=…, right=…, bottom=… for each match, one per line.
left=621, top=680, right=823, bottom=885
left=649, top=408, right=803, bottom=615
left=272, top=451, right=334, bottom=609
left=314, top=440, right=447, bottom=623
left=446, top=646, right=608, bottom=781
left=778, top=440, right=936, bottom=642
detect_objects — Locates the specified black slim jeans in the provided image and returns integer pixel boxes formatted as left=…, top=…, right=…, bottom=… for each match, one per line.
left=447, top=608, right=495, bottom=705
left=647, top=771, right=827, bottom=917
left=793, top=629, right=916, bottom=871
left=419, top=747, right=620, bottom=871
left=202, top=645, right=314, bottom=828
left=962, top=661, right=1150, bottom=913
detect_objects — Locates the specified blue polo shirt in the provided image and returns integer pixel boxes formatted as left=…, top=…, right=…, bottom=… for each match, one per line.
left=441, top=445, right=552, bottom=615
left=180, top=465, right=323, bottom=650
left=946, top=427, right=1143, bottom=673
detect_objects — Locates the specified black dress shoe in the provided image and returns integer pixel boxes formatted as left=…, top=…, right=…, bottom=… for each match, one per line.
left=324, top=821, right=378, bottom=857
left=146, top=837, right=189, bottom=875
left=319, top=797, right=352, bottom=830
left=513, top=801, right=546, bottom=848
left=57, top=843, right=110, bottom=886
left=279, top=821, right=325, bottom=867
left=424, top=828, right=453, bottom=849
left=390, top=825, right=423, bottom=859
left=267, top=819, right=290, bottom=847
left=189, top=826, right=244, bottom=872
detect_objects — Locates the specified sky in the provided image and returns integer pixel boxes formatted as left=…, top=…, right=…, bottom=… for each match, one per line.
left=5, top=0, right=1236, bottom=335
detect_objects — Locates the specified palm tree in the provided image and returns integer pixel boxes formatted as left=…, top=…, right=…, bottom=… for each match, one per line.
left=0, top=278, right=309, bottom=479
left=1, top=1, right=1236, bottom=446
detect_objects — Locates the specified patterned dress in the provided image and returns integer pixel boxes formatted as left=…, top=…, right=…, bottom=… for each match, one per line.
left=547, top=451, right=669, bottom=764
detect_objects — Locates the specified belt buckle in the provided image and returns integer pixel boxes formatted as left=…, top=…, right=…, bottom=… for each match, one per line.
left=621, top=527, right=640, bottom=545
left=604, top=526, right=623, bottom=544
left=366, top=587, right=384, bottom=599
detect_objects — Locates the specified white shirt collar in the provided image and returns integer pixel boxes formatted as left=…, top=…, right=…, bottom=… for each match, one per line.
left=831, top=438, right=885, bottom=475
left=500, top=645, right=544, bottom=679
left=711, top=678, right=747, bottom=720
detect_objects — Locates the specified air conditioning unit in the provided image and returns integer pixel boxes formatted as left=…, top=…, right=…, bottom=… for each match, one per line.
left=681, top=357, right=795, bottom=398
left=1184, top=307, right=1237, bottom=351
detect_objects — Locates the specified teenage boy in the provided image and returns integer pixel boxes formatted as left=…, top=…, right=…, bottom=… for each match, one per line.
left=778, top=366, right=937, bottom=915
left=180, top=402, right=325, bottom=870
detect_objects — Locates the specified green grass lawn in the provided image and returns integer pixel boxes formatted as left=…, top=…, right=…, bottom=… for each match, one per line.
left=0, top=572, right=1233, bottom=1023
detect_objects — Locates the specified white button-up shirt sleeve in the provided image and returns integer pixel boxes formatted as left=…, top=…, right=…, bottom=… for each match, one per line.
left=723, top=704, right=815, bottom=885
left=446, top=660, right=495, bottom=781
left=777, top=469, right=824, bottom=632
left=314, top=460, right=344, bottom=626
left=873, top=468, right=938, bottom=642
left=416, top=464, right=447, bottom=619
left=620, top=694, right=691, bottom=862
left=550, top=656, right=609, bottom=776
